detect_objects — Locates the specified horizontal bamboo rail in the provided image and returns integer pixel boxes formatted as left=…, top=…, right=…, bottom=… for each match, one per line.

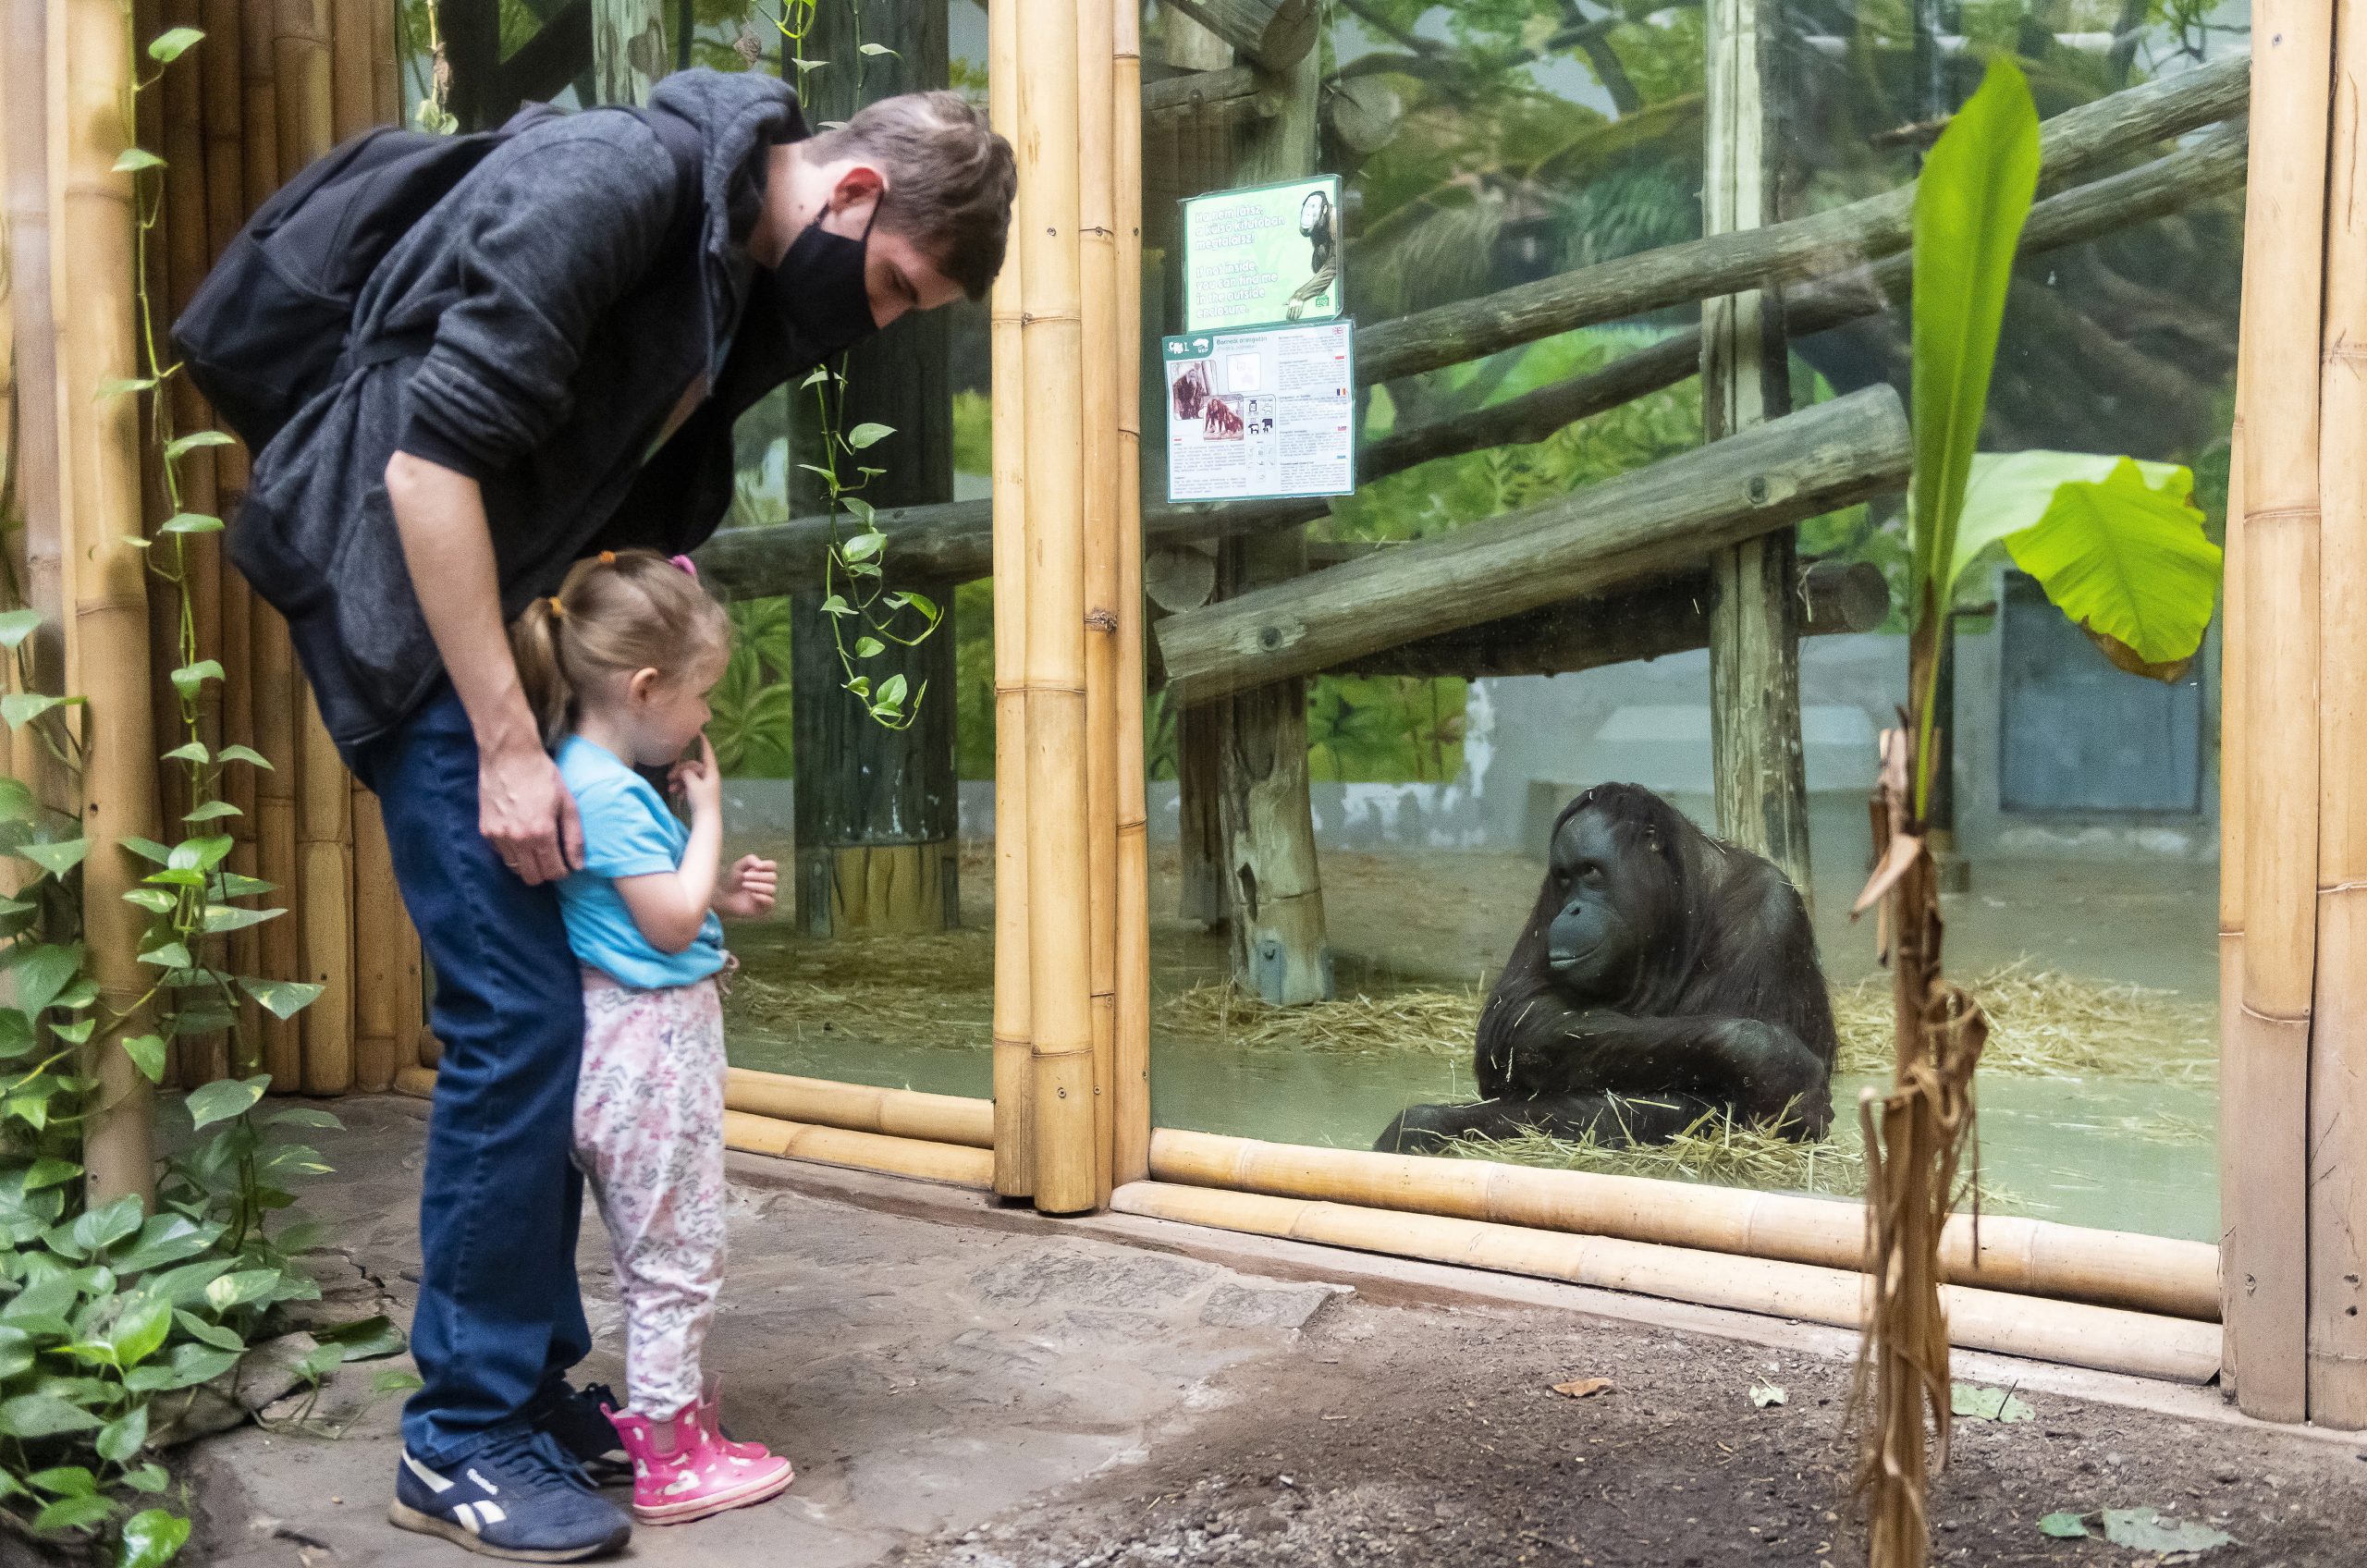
left=1111, top=1181, right=2221, bottom=1384
left=695, top=116, right=2245, bottom=603
left=1158, top=386, right=1912, bottom=702
left=721, top=1110, right=995, bottom=1188
left=725, top=1068, right=994, bottom=1148
left=1147, top=1129, right=2220, bottom=1322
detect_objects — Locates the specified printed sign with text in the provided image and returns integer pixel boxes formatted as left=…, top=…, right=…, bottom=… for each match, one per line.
left=1162, top=321, right=1355, bottom=504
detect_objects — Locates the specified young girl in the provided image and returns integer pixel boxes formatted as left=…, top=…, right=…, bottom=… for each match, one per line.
left=510, top=548, right=794, bottom=1525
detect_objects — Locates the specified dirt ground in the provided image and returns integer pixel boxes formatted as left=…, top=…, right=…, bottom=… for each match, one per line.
left=164, top=1096, right=2367, bottom=1568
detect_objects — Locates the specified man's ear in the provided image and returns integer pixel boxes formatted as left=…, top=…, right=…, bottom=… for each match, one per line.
left=831, top=163, right=887, bottom=211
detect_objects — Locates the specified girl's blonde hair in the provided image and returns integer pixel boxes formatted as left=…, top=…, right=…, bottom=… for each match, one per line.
left=510, top=549, right=732, bottom=748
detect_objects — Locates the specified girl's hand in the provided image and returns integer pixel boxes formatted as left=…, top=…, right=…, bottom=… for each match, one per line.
left=669, top=736, right=723, bottom=822
left=716, top=854, right=779, bottom=919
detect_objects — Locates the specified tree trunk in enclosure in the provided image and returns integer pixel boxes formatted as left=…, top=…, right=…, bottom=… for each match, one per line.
left=436, top=0, right=502, bottom=130
left=1212, top=40, right=1331, bottom=1004
left=1702, top=0, right=1812, bottom=903
left=1162, top=0, right=1316, bottom=73
left=593, top=0, right=669, bottom=110
left=789, top=0, right=961, bottom=937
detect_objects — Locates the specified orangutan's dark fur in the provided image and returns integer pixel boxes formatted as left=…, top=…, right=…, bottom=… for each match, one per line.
left=1377, top=783, right=1837, bottom=1154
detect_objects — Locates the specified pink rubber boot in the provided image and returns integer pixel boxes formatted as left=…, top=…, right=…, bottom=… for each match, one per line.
left=604, top=1402, right=794, bottom=1525
left=697, top=1376, right=786, bottom=1471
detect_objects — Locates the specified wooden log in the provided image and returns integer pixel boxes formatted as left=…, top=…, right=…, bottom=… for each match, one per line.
left=1173, top=698, right=1227, bottom=925
left=1355, top=54, right=2250, bottom=386
left=55, top=0, right=163, bottom=1203
left=1145, top=1129, right=2220, bottom=1321
left=1081, top=0, right=1119, bottom=1204
left=437, top=0, right=501, bottom=130
left=1700, top=0, right=1809, bottom=900
left=1109, top=1181, right=2221, bottom=1383
left=1113, top=0, right=1151, bottom=1189
left=695, top=120, right=2250, bottom=601
left=2228, top=0, right=2328, bottom=1427
left=725, top=1068, right=993, bottom=1147
left=1158, top=386, right=1911, bottom=704
left=2314, top=0, right=2367, bottom=1428
left=1020, top=0, right=1099, bottom=1217
left=988, top=0, right=1035, bottom=1199
left=1333, top=559, right=1887, bottom=680
left=1159, top=0, right=1315, bottom=73
left=1142, top=64, right=1277, bottom=118
left=790, top=0, right=961, bottom=941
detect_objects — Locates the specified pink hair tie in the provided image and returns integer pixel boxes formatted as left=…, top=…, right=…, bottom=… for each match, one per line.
left=669, top=555, right=698, bottom=580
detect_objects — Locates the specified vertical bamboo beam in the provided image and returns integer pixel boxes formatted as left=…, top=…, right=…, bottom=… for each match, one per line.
left=2313, top=0, right=2367, bottom=1429
left=2227, top=0, right=2331, bottom=1425
left=369, top=0, right=397, bottom=127
left=328, top=0, right=373, bottom=140
left=3, top=0, right=74, bottom=829
left=240, top=0, right=300, bottom=1085
left=1702, top=0, right=1810, bottom=901
left=2219, top=406, right=2248, bottom=1402
left=1019, top=0, right=1098, bottom=1215
left=274, top=0, right=353, bottom=1096
left=1079, top=0, right=1119, bottom=1207
left=54, top=0, right=162, bottom=1204
left=1111, top=0, right=1151, bottom=1187
left=987, top=0, right=1036, bottom=1198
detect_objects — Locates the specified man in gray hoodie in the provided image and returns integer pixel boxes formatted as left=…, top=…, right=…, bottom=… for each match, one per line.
left=234, top=69, right=1012, bottom=1561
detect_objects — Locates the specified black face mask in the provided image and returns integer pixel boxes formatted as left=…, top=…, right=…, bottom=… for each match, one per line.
left=771, top=206, right=879, bottom=365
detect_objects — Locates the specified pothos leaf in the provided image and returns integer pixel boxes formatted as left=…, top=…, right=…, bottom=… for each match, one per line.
left=146, top=25, right=205, bottom=63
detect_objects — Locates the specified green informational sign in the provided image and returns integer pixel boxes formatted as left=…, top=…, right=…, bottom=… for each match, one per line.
left=1180, top=175, right=1343, bottom=333
left=1162, top=321, right=1355, bottom=504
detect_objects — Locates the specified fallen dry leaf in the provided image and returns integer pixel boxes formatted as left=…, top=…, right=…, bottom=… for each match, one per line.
left=1550, top=1378, right=1614, bottom=1399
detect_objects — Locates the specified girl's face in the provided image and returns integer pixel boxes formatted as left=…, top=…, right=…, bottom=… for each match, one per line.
left=617, top=655, right=725, bottom=767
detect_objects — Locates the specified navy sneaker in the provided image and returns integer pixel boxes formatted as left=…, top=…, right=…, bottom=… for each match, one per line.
left=388, top=1429, right=632, bottom=1562
left=528, top=1381, right=633, bottom=1488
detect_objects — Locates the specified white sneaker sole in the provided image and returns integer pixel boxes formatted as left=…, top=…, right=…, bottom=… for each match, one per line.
left=632, top=1463, right=796, bottom=1525
left=387, top=1499, right=631, bottom=1562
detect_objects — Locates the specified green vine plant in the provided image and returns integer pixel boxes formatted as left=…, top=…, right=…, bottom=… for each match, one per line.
left=762, top=0, right=942, bottom=729
left=0, top=23, right=405, bottom=1564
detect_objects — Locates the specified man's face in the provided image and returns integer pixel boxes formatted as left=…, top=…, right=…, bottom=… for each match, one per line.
left=818, top=167, right=967, bottom=329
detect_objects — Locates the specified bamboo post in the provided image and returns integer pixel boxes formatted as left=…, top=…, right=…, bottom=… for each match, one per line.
left=2312, top=0, right=2367, bottom=1428
left=1112, top=0, right=1150, bottom=1187
left=369, top=0, right=397, bottom=126
left=2218, top=407, right=2248, bottom=1398
left=54, top=0, right=163, bottom=1205
left=273, top=0, right=355, bottom=1096
left=1701, top=0, right=1810, bottom=901
left=328, top=0, right=373, bottom=139
left=2226, top=0, right=2330, bottom=1426
left=1080, top=0, right=1119, bottom=1206
left=987, top=0, right=1036, bottom=1198
left=1019, top=0, right=1099, bottom=1215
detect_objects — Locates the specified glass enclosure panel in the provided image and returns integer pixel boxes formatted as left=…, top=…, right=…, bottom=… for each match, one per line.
left=410, top=1, right=1000, bottom=1101
left=1142, top=0, right=2239, bottom=1242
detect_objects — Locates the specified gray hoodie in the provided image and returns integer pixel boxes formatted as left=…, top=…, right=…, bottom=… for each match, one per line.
left=233, top=69, right=816, bottom=756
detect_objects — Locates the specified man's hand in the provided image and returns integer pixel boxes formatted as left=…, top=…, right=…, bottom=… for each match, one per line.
left=716, top=853, right=779, bottom=919
left=481, top=736, right=583, bottom=886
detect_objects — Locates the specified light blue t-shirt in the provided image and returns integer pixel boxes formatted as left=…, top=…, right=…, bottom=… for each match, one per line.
left=554, top=737, right=727, bottom=990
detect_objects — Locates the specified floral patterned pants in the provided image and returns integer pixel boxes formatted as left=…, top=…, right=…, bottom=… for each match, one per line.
left=572, top=972, right=728, bottom=1420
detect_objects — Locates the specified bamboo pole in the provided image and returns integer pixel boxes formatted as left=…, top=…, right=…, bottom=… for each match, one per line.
left=987, top=0, right=1036, bottom=1198
left=2218, top=403, right=2248, bottom=1397
left=1079, top=0, right=1119, bottom=1207
left=54, top=0, right=162, bottom=1205
left=719, top=1112, right=997, bottom=1188
left=1109, top=1182, right=2222, bottom=1384
left=328, top=0, right=373, bottom=140
left=370, top=0, right=398, bottom=127
left=1111, top=0, right=1150, bottom=1188
left=350, top=789, right=399, bottom=1091
left=239, top=0, right=300, bottom=1085
left=1018, top=0, right=1098, bottom=1215
left=275, top=0, right=354, bottom=1096
left=725, top=1069, right=995, bottom=1147
left=1147, top=1128, right=2219, bottom=1321
left=2227, top=0, right=2330, bottom=1426
left=2313, top=0, right=2367, bottom=1428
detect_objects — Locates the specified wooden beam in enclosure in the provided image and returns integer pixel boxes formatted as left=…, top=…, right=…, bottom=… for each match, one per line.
left=1159, top=0, right=1317, bottom=72
left=1355, top=54, right=2250, bottom=386
left=1155, top=386, right=1911, bottom=704
left=696, top=119, right=2246, bottom=601
left=1331, top=559, right=1889, bottom=681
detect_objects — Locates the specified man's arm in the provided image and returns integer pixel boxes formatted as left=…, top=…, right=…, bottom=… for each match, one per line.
left=385, top=450, right=583, bottom=885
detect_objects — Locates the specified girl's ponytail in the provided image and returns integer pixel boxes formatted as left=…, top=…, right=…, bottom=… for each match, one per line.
left=510, top=596, right=574, bottom=749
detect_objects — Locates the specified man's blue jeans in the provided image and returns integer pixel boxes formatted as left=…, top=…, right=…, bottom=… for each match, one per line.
left=351, top=682, right=590, bottom=1463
